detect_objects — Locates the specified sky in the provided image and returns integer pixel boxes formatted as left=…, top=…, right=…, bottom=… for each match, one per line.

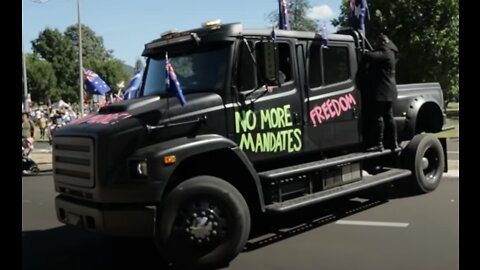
left=23, top=0, right=343, bottom=66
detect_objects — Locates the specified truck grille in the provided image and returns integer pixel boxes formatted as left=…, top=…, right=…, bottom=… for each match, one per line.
left=53, top=137, right=95, bottom=188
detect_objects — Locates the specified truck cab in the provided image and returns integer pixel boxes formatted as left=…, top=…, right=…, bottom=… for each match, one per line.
left=52, top=21, right=449, bottom=269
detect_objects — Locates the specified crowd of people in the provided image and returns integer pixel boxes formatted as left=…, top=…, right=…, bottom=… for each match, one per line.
left=22, top=105, right=81, bottom=156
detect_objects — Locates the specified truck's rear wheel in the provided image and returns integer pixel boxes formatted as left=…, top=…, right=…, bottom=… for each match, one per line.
left=30, top=165, right=40, bottom=176
left=155, top=176, right=250, bottom=269
left=399, top=133, right=444, bottom=194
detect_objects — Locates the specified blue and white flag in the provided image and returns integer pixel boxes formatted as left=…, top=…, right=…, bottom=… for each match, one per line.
left=83, top=68, right=111, bottom=95
left=349, top=0, right=370, bottom=34
left=320, top=24, right=328, bottom=47
left=278, top=0, right=291, bottom=30
left=124, top=68, right=143, bottom=100
left=165, top=53, right=186, bottom=106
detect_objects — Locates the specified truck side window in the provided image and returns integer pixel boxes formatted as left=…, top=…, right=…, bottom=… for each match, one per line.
left=308, top=43, right=323, bottom=88
left=254, top=42, right=292, bottom=86
left=276, top=43, right=292, bottom=82
left=323, top=46, right=350, bottom=85
left=237, top=41, right=257, bottom=91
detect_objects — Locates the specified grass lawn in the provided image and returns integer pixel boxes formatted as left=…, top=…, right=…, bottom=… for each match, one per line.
left=436, top=117, right=459, bottom=138
left=437, top=102, right=459, bottom=138
left=446, top=102, right=459, bottom=111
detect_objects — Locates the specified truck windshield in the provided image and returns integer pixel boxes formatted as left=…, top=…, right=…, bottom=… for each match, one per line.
left=142, top=46, right=230, bottom=97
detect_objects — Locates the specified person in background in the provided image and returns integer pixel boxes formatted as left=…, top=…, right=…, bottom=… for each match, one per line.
left=38, top=113, right=48, bottom=139
left=48, top=117, right=62, bottom=145
left=22, top=112, right=35, bottom=139
left=22, top=112, right=36, bottom=156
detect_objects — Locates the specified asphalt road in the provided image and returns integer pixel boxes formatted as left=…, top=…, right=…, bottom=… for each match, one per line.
left=230, top=177, right=459, bottom=270
left=22, top=171, right=458, bottom=270
left=446, top=138, right=459, bottom=160
left=23, top=138, right=459, bottom=269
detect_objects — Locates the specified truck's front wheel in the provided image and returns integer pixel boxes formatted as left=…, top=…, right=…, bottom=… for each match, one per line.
left=155, top=176, right=250, bottom=269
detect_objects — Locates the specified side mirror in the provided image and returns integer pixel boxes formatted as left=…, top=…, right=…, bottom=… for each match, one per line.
left=259, top=42, right=278, bottom=85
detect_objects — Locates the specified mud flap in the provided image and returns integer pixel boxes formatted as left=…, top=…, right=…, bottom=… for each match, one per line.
left=439, top=137, right=448, bottom=172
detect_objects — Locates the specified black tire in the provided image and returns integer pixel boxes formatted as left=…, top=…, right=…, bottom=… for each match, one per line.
left=30, top=166, right=40, bottom=176
left=155, top=176, right=250, bottom=269
left=400, top=133, right=444, bottom=193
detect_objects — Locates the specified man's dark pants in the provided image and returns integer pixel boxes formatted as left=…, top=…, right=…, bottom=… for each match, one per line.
left=369, top=101, right=398, bottom=149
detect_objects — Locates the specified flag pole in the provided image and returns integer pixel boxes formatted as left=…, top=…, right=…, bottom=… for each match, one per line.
left=22, top=41, right=29, bottom=113
left=77, top=0, right=84, bottom=117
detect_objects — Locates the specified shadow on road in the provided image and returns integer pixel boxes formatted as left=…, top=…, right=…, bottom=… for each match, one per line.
left=22, top=226, right=171, bottom=270
left=22, top=194, right=393, bottom=270
left=245, top=195, right=388, bottom=252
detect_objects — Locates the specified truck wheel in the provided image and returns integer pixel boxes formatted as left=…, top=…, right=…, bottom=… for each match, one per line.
left=30, top=165, right=40, bottom=176
left=155, top=175, right=250, bottom=269
left=400, top=133, right=444, bottom=194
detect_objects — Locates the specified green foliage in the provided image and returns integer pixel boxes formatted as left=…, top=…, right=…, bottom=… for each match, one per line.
left=31, top=27, right=78, bottom=103
left=268, top=0, right=318, bottom=31
left=30, top=24, right=130, bottom=104
left=25, top=53, right=58, bottom=103
left=134, top=58, right=144, bottom=71
left=65, top=24, right=113, bottom=61
left=334, top=0, right=459, bottom=99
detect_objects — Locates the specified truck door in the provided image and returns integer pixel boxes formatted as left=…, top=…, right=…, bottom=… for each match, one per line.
left=304, top=40, right=361, bottom=151
left=227, top=38, right=304, bottom=164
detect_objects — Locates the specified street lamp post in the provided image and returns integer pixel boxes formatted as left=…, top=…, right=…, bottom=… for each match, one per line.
left=22, top=40, right=29, bottom=113
left=77, top=0, right=84, bottom=117
left=23, top=1, right=31, bottom=113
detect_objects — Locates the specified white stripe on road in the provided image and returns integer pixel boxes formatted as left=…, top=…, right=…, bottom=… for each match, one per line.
left=32, top=149, right=51, bottom=153
left=447, top=151, right=459, bottom=154
left=443, top=170, right=459, bottom=178
left=336, top=220, right=409, bottom=228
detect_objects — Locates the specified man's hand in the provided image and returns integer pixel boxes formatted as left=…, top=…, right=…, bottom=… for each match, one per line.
left=264, top=84, right=274, bottom=94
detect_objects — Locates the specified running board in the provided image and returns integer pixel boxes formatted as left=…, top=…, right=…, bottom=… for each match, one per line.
left=259, top=149, right=401, bottom=181
left=265, top=168, right=411, bottom=213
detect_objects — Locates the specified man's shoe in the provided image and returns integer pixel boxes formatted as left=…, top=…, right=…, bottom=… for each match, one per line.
left=385, top=143, right=401, bottom=151
left=391, top=146, right=401, bottom=151
left=366, top=145, right=384, bottom=152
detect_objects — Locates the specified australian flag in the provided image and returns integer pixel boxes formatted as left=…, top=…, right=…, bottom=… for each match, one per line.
left=278, top=0, right=291, bottom=30
left=124, top=68, right=143, bottom=100
left=165, top=54, right=186, bottom=106
left=349, top=0, right=370, bottom=33
left=83, top=68, right=111, bottom=95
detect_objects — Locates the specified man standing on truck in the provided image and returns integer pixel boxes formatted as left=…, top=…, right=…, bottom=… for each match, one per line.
left=363, top=33, right=400, bottom=152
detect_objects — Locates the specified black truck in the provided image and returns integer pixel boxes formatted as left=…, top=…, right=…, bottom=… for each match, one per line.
left=52, top=22, right=451, bottom=268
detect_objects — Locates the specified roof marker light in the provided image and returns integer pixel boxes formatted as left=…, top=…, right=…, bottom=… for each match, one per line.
left=202, top=19, right=222, bottom=29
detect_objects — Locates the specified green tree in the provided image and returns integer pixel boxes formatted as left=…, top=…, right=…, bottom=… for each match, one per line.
left=26, top=53, right=58, bottom=104
left=31, top=28, right=78, bottom=103
left=333, top=0, right=459, bottom=99
left=268, top=0, right=318, bottom=31
left=65, top=24, right=113, bottom=62
left=134, top=58, right=144, bottom=71
left=31, top=24, right=131, bottom=103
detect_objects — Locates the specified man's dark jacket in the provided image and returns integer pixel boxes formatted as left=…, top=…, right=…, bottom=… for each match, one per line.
left=363, top=43, right=398, bottom=101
